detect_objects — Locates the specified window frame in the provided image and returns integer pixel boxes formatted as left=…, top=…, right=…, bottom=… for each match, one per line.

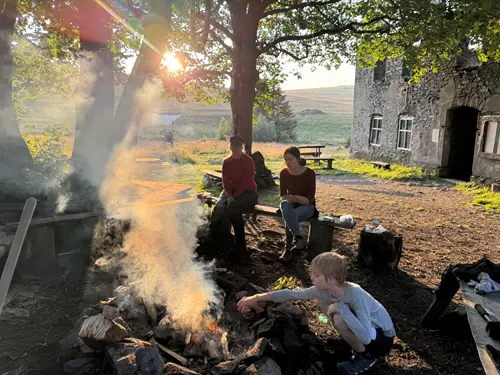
left=397, top=116, right=413, bottom=151
left=480, top=116, right=500, bottom=157
left=369, top=116, right=383, bottom=147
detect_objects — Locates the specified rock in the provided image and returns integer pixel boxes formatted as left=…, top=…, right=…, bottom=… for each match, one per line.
left=136, top=348, right=164, bottom=375
left=243, top=338, right=268, bottom=364
left=235, top=291, right=249, bottom=300
left=83, top=307, right=99, bottom=317
left=76, top=337, right=95, bottom=354
left=105, top=340, right=152, bottom=375
left=216, top=271, right=249, bottom=292
left=59, top=332, right=78, bottom=353
left=250, top=317, right=267, bottom=330
left=211, top=360, right=240, bottom=375
left=266, top=308, right=292, bottom=322
left=301, top=334, right=318, bottom=347
left=283, top=330, right=302, bottom=355
left=241, top=357, right=282, bottom=375
left=275, top=303, right=304, bottom=321
left=62, top=358, right=94, bottom=374
left=164, top=362, right=200, bottom=375
left=257, top=319, right=276, bottom=337
left=266, top=337, right=286, bottom=358
left=102, top=305, right=120, bottom=320
left=206, top=339, right=225, bottom=360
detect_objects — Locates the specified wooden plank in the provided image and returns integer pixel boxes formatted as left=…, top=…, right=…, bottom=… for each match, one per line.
left=460, top=281, right=500, bottom=375
left=297, top=145, right=326, bottom=149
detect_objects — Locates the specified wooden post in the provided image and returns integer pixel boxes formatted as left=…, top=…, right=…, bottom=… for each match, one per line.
left=0, top=197, right=36, bottom=315
left=307, top=221, right=334, bottom=261
left=327, top=159, right=333, bottom=169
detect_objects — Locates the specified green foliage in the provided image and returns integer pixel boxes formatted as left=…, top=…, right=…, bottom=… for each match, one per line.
left=23, top=125, right=71, bottom=190
left=217, top=116, right=232, bottom=140
left=273, top=276, right=299, bottom=291
left=334, top=158, right=435, bottom=181
left=457, top=183, right=500, bottom=212
left=253, top=114, right=277, bottom=143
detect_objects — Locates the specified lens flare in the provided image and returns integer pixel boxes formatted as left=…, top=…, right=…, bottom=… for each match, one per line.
left=161, top=52, right=184, bottom=72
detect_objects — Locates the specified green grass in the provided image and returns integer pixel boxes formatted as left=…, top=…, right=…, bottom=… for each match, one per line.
left=457, top=183, right=500, bottom=212
left=332, top=157, right=435, bottom=181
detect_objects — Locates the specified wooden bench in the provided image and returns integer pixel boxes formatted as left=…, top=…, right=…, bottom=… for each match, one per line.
left=304, top=157, right=335, bottom=169
left=371, top=161, right=391, bottom=170
left=298, top=145, right=325, bottom=158
left=203, top=170, right=223, bottom=185
left=205, top=197, right=356, bottom=259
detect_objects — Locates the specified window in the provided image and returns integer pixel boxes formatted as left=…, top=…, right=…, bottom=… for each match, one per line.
left=483, top=121, right=500, bottom=154
left=402, top=61, right=411, bottom=79
left=370, top=117, right=383, bottom=146
left=398, top=117, right=413, bottom=150
left=373, top=60, right=386, bottom=81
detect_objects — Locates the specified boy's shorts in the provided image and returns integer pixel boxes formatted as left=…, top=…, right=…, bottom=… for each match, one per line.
left=365, top=328, right=394, bottom=357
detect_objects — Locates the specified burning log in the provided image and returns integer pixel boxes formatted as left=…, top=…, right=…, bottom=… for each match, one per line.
left=79, top=313, right=131, bottom=350
left=152, top=338, right=188, bottom=366
left=106, top=339, right=164, bottom=375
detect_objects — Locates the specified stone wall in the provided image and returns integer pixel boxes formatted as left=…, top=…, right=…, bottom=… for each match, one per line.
left=351, top=57, right=500, bottom=183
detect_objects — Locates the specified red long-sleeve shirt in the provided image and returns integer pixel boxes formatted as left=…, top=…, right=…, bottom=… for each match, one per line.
left=222, top=153, right=257, bottom=197
left=280, top=168, right=316, bottom=204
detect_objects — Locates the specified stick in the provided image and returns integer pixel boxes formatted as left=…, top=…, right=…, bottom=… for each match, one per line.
left=152, top=338, right=188, bottom=366
left=0, top=197, right=37, bottom=315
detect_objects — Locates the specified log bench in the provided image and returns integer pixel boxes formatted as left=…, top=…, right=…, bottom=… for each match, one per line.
left=203, top=170, right=223, bottom=186
left=205, top=197, right=356, bottom=259
left=371, top=161, right=391, bottom=170
left=304, top=157, right=335, bottom=169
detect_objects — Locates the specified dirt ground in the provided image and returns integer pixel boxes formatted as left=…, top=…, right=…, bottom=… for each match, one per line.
left=229, top=175, right=500, bottom=375
left=1, top=174, right=499, bottom=375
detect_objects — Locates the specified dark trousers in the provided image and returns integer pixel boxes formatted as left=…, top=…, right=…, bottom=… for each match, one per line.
left=211, top=190, right=258, bottom=244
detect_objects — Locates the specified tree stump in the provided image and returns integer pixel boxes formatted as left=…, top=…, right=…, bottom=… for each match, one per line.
left=357, top=229, right=402, bottom=271
left=307, top=221, right=334, bottom=261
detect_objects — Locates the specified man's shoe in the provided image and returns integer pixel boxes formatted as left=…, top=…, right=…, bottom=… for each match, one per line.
left=338, top=352, right=378, bottom=375
left=292, top=235, right=307, bottom=251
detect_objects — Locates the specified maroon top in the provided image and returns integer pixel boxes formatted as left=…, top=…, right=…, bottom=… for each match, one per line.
left=280, top=168, right=316, bottom=204
left=222, top=153, right=257, bottom=197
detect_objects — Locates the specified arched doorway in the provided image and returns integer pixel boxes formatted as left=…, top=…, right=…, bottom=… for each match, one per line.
left=443, top=107, right=479, bottom=181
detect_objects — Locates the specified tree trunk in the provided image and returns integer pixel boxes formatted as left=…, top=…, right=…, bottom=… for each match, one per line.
left=111, top=0, right=172, bottom=149
left=0, top=0, right=33, bottom=200
left=70, top=2, right=115, bottom=203
left=229, top=2, right=260, bottom=155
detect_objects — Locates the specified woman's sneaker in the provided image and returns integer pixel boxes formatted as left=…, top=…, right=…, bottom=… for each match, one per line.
left=279, top=247, right=293, bottom=261
left=338, top=352, right=378, bottom=375
left=291, top=235, right=307, bottom=251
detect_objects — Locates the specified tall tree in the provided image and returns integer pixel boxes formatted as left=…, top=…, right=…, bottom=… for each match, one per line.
left=168, top=0, right=402, bottom=153
left=0, top=0, right=35, bottom=199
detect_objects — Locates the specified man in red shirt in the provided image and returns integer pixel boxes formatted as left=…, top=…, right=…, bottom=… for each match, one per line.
left=210, top=135, right=258, bottom=251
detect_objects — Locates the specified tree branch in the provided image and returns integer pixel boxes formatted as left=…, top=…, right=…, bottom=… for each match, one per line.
left=271, top=46, right=309, bottom=61
left=196, top=12, right=235, bottom=41
left=259, top=16, right=390, bottom=55
left=210, top=29, right=233, bottom=54
left=261, top=0, right=341, bottom=18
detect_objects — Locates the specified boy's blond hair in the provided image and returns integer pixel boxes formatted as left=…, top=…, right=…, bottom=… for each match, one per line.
left=311, top=252, right=347, bottom=284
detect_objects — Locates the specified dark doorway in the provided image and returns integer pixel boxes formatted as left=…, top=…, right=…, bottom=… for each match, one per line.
left=445, top=107, right=479, bottom=181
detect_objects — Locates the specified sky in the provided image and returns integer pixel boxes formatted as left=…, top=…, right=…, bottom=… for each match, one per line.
left=125, top=57, right=356, bottom=91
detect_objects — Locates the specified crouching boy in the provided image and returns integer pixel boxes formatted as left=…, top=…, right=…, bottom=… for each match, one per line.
left=237, top=252, right=396, bottom=375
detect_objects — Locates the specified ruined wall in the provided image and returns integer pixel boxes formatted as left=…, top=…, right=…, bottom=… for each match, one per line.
left=351, top=58, right=500, bottom=183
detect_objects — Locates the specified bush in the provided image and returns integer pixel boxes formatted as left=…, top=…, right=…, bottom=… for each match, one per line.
left=24, top=124, right=71, bottom=191
left=253, top=114, right=277, bottom=142
left=216, top=116, right=232, bottom=140
left=299, top=108, right=324, bottom=115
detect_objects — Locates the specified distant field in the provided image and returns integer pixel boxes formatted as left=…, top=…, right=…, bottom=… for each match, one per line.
left=20, top=85, right=353, bottom=146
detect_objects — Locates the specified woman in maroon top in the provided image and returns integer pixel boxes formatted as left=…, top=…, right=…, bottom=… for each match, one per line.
left=210, top=135, right=258, bottom=251
left=279, top=146, right=317, bottom=261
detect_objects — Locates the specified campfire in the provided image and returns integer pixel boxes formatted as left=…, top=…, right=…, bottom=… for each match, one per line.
left=63, top=231, right=332, bottom=375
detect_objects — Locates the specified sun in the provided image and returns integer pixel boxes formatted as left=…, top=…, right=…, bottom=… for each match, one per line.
left=161, top=52, right=184, bottom=72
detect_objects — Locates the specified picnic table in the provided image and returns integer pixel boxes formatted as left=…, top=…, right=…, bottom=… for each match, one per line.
left=298, top=144, right=325, bottom=157
left=460, top=281, right=500, bottom=375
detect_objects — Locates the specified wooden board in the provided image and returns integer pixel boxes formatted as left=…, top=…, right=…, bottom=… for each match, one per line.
left=203, top=170, right=223, bottom=179
left=460, top=281, right=500, bottom=375
left=297, top=145, right=326, bottom=149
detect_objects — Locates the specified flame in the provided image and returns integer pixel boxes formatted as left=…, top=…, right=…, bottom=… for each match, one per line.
left=205, top=320, right=219, bottom=334
left=161, top=52, right=184, bottom=72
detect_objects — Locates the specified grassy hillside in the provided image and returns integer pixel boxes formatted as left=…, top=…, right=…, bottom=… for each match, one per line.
left=19, top=85, right=353, bottom=146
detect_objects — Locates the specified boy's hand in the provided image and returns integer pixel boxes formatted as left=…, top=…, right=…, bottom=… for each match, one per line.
left=327, top=302, right=339, bottom=317
left=237, top=295, right=264, bottom=313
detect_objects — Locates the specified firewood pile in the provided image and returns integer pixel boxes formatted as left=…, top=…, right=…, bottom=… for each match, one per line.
left=60, top=265, right=333, bottom=375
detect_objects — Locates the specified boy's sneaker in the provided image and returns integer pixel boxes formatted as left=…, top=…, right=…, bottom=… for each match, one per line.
left=326, top=336, right=353, bottom=361
left=338, top=352, right=378, bottom=375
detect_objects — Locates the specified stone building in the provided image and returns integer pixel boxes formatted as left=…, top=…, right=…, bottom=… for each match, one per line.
left=351, top=55, right=500, bottom=183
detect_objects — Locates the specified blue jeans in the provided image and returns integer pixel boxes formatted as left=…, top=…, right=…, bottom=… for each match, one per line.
left=279, top=200, right=316, bottom=247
